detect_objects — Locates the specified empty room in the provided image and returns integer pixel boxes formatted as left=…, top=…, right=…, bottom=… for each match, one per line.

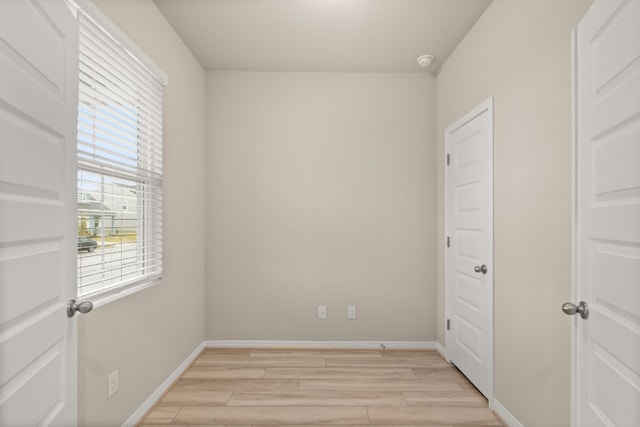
left=1, top=0, right=638, bottom=426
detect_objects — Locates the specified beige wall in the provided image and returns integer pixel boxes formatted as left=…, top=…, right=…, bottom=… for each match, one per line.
left=206, top=72, right=437, bottom=342
left=78, top=1, right=206, bottom=425
left=436, top=0, right=593, bottom=425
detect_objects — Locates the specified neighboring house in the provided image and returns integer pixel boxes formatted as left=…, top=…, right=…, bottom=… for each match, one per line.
left=78, top=183, right=138, bottom=236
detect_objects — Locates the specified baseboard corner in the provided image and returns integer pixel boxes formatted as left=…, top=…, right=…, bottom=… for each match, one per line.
left=435, top=341, right=447, bottom=360
left=493, top=399, right=524, bottom=427
left=122, top=341, right=205, bottom=427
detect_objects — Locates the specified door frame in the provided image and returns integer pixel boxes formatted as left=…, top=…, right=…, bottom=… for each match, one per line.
left=444, top=96, right=495, bottom=407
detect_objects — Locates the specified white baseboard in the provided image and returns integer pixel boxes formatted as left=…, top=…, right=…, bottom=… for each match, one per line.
left=493, top=399, right=524, bottom=427
left=435, top=341, right=448, bottom=361
left=204, top=340, right=437, bottom=350
left=123, top=341, right=205, bottom=427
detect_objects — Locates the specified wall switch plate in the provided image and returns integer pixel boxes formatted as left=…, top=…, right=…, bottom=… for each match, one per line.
left=108, top=369, right=119, bottom=398
left=318, top=305, right=327, bottom=319
left=347, top=305, right=356, bottom=319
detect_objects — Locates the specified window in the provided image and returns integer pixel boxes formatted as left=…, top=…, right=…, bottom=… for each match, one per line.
left=75, top=3, right=166, bottom=301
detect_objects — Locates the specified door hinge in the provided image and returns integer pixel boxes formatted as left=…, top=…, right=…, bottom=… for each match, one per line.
left=447, top=236, right=450, bottom=248
left=446, top=154, right=450, bottom=165
left=447, top=319, right=450, bottom=330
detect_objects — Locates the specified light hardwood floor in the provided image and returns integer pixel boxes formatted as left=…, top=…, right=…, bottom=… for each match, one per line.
left=139, top=348, right=504, bottom=426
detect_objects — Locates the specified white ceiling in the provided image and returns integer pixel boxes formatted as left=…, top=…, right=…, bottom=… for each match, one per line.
left=153, top=0, right=492, bottom=73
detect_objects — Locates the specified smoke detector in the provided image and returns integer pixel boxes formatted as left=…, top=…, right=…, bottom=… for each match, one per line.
left=417, top=54, right=434, bottom=69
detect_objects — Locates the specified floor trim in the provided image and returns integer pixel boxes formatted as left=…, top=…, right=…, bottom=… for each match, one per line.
left=435, top=341, right=448, bottom=361
left=123, top=341, right=205, bottom=427
left=493, top=399, right=524, bottom=427
left=203, top=340, right=437, bottom=350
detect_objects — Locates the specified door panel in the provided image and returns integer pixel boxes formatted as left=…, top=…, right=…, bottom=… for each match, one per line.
left=446, top=98, right=493, bottom=400
left=0, top=1, right=78, bottom=425
left=575, top=0, right=640, bottom=425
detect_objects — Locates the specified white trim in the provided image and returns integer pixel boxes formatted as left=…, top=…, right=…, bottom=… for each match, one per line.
left=436, top=341, right=448, bottom=361
left=122, top=342, right=204, bottom=427
left=89, top=279, right=160, bottom=310
left=204, top=340, right=437, bottom=350
left=569, top=27, right=579, bottom=427
left=493, top=399, right=525, bottom=427
left=445, top=97, right=493, bottom=134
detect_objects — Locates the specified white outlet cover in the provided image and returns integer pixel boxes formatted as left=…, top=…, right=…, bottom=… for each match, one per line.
left=318, top=305, right=327, bottom=319
left=348, top=305, right=356, bottom=319
left=108, top=369, right=119, bottom=398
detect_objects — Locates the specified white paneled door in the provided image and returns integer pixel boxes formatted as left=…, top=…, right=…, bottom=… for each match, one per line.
left=572, top=0, right=640, bottom=425
left=0, top=1, right=78, bottom=425
left=445, top=98, right=493, bottom=400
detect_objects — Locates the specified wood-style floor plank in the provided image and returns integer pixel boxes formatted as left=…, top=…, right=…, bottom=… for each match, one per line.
left=171, top=378, right=300, bottom=392
left=265, top=367, right=417, bottom=380
left=138, top=349, right=504, bottom=426
left=172, top=406, right=370, bottom=424
left=402, top=390, right=488, bottom=407
left=412, top=367, right=469, bottom=381
left=158, top=390, right=232, bottom=407
left=194, top=356, right=327, bottom=368
left=325, top=357, right=451, bottom=369
left=181, top=367, right=267, bottom=379
left=248, top=350, right=384, bottom=359
left=366, top=407, right=502, bottom=425
left=226, top=390, right=408, bottom=407
left=142, top=406, right=180, bottom=424
left=299, top=378, right=464, bottom=392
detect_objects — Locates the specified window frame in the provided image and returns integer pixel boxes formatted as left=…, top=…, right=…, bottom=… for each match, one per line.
left=71, top=0, right=168, bottom=307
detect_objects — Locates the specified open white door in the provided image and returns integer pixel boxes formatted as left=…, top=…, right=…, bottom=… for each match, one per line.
left=445, top=98, right=493, bottom=400
left=0, top=1, right=79, bottom=425
left=571, top=0, right=640, bottom=425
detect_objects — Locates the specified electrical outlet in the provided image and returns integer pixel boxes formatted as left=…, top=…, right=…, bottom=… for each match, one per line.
left=347, top=305, right=356, bottom=319
left=108, top=369, right=119, bottom=398
left=318, top=305, right=327, bottom=319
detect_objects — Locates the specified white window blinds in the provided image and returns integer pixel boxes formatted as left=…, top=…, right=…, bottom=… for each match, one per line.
left=77, top=8, right=164, bottom=300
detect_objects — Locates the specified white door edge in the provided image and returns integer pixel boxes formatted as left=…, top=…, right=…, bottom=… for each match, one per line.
left=569, top=27, right=579, bottom=427
left=444, top=96, right=494, bottom=408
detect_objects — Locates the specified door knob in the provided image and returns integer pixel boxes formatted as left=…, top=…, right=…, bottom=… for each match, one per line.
left=474, top=264, right=488, bottom=274
left=67, top=299, right=93, bottom=317
left=562, top=301, right=589, bottom=319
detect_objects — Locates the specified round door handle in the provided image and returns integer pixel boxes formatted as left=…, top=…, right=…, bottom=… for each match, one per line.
left=474, top=265, right=488, bottom=274
left=562, top=301, right=589, bottom=319
left=67, top=299, right=93, bottom=318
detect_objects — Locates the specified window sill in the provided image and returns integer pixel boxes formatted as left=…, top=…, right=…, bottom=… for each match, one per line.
left=82, top=278, right=162, bottom=310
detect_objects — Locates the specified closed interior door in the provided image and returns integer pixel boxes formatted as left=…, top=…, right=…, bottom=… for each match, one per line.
left=445, top=98, right=494, bottom=400
left=574, top=0, right=640, bottom=425
left=0, top=1, right=78, bottom=425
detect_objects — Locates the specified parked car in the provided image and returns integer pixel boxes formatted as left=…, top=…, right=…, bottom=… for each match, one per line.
left=78, top=237, right=97, bottom=252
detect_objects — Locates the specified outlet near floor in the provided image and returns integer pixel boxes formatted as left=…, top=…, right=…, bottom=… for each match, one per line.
left=318, top=305, right=327, bottom=319
left=108, top=369, right=119, bottom=398
left=347, top=305, right=356, bottom=319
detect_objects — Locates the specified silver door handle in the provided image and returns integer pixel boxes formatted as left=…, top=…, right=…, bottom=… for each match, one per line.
left=67, top=299, right=93, bottom=317
left=474, top=265, right=488, bottom=274
left=562, top=301, right=589, bottom=319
